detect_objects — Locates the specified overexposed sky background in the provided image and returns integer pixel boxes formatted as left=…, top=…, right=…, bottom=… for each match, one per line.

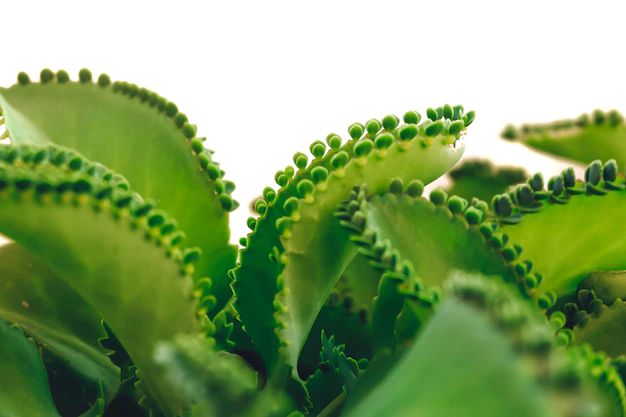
left=1, top=1, right=625, bottom=243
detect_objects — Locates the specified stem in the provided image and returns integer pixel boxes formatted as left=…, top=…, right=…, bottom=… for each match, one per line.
left=317, top=393, right=346, bottom=417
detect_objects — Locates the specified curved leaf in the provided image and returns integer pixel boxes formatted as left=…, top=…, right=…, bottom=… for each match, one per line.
left=0, top=70, right=237, bottom=311
left=0, top=317, right=62, bottom=417
left=493, top=161, right=626, bottom=302
left=342, top=272, right=622, bottom=417
left=573, top=300, right=626, bottom=358
left=336, top=182, right=516, bottom=351
left=154, top=335, right=291, bottom=417
left=343, top=295, right=551, bottom=416
left=299, top=291, right=371, bottom=378
left=501, top=109, right=626, bottom=169
left=0, top=243, right=119, bottom=407
left=0, top=162, right=199, bottom=416
left=0, top=316, right=106, bottom=417
left=233, top=107, right=473, bottom=395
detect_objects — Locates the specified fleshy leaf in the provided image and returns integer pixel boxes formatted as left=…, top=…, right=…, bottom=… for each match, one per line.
left=578, top=270, right=626, bottom=306
left=501, top=109, right=626, bottom=169
left=0, top=71, right=237, bottom=312
left=154, top=334, right=291, bottom=417
left=570, top=300, right=626, bottom=359
left=343, top=297, right=550, bottom=416
left=232, top=107, right=471, bottom=395
left=318, top=330, right=368, bottom=395
left=0, top=162, right=199, bottom=417
left=0, top=316, right=106, bottom=417
left=299, top=289, right=372, bottom=378
left=337, top=182, right=517, bottom=351
left=0, top=317, right=62, bottom=416
left=493, top=162, right=626, bottom=301
left=304, top=369, right=343, bottom=416
left=0, top=243, right=119, bottom=409
left=342, top=272, right=622, bottom=417
left=331, top=253, right=382, bottom=313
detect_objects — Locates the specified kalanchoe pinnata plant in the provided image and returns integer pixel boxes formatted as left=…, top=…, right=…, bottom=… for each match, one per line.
left=0, top=68, right=625, bottom=417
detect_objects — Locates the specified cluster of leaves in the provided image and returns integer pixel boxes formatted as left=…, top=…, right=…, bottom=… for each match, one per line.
left=0, top=69, right=625, bottom=417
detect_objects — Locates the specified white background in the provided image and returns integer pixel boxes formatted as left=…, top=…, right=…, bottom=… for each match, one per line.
left=1, top=0, right=625, bottom=243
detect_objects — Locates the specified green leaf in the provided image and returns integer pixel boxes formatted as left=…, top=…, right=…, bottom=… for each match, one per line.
left=277, top=128, right=467, bottom=373
left=0, top=315, right=107, bottom=417
left=342, top=300, right=551, bottom=417
left=338, top=186, right=511, bottom=351
left=0, top=163, right=199, bottom=417
left=304, top=369, right=343, bottom=416
left=504, top=111, right=626, bottom=170
left=578, top=270, right=626, bottom=306
left=0, top=243, right=119, bottom=408
left=331, top=253, right=382, bottom=313
left=572, top=300, right=626, bottom=358
left=233, top=108, right=471, bottom=395
left=0, top=316, right=61, bottom=416
left=299, top=293, right=372, bottom=378
left=154, top=334, right=291, bottom=417
left=495, top=163, right=626, bottom=301
left=318, top=331, right=367, bottom=394
left=342, top=272, right=622, bottom=417
left=362, top=193, right=508, bottom=283
left=0, top=74, right=237, bottom=312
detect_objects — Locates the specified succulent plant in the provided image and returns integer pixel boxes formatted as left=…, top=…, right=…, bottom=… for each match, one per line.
left=0, top=69, right=624, bottom=417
